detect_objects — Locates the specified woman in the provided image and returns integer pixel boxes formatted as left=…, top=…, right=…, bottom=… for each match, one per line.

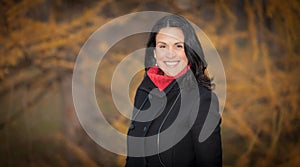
left=125, top=14, right=222, bottom=167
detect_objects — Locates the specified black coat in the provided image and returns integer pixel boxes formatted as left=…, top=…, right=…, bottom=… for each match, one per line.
left=125, top=72, right=222, bottom=167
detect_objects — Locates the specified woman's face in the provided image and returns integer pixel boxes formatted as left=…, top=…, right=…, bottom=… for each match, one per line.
left=155, top=27, right=188, bottom=77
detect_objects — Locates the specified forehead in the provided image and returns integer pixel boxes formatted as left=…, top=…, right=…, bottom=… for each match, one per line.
left=156, top=27, right=184, bottom=42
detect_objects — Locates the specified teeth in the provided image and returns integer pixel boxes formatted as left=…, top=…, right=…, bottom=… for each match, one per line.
left=165, top=61, right=179, bottom=66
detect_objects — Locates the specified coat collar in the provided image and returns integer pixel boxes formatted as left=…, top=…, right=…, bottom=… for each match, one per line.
left=146, top=66, right=190, bottom=91
left=138, top=71, right=190, bottom=97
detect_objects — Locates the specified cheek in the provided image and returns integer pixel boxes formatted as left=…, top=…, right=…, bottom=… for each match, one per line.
left=180, top=52, right=188, bottom=64
left=155, top=55, right=164, bottom=62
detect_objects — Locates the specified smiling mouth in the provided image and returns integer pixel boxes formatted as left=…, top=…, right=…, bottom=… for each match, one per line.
left=164, top=61, right=179, bottom=67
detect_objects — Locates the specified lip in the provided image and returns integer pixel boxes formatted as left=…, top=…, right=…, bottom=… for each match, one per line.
left=164, top=61, right=180, bottom=68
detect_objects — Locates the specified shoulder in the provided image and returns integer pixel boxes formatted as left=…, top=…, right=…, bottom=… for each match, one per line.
left=189, top=84, right=220, bottom=125
left=190, top=85, right=221, bottom=141
left=184, top=82, right=217, bottom=104
left=198, top=85, right=211, bottom=96
left=137, top=75, right=154, bottom=91
left=198, top=85, right=219, bottom=115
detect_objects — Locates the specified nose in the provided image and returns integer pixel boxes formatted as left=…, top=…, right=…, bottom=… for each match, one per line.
left=166, top=47, right=176, bottom=58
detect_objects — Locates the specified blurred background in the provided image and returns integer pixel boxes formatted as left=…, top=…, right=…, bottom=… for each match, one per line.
left=0, top=0, right=299, bottom=167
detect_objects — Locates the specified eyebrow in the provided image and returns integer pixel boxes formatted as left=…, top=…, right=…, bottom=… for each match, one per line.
left=156, top=41, right=184, bottom=45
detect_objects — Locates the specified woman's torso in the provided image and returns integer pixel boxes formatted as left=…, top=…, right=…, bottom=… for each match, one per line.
left=126, top=73, right=213, bottom=167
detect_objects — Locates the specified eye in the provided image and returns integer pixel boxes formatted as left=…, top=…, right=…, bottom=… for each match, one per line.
left=158, top=45, right=166, bottom=48
left=176, top=44, right=183, bottom=48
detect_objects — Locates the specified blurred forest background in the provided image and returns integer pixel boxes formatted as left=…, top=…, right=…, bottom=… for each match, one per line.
left=0, top=0, right=299, bottom=167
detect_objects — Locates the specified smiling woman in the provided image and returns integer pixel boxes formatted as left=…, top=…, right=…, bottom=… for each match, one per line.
left=154, top=27, right=188, bottom=77
left=125, top=14, right=222, bottom=167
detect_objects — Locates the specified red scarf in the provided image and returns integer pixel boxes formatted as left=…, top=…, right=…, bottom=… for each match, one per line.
left=147, top=66, right=190, bottom=91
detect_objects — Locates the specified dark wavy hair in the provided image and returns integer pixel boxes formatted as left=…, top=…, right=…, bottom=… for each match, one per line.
left=145, top=14, right=213, bottom=89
